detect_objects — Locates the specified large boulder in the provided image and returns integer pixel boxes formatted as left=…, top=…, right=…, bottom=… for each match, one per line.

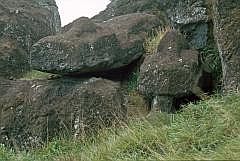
left=212, top=0, right=240, bottom=91
left=0, top=0, right=61, bottom=79
left=0, top=0, right=61, bottom=50
left=0, top=78, right=125, bottom=149
left=30, top=13, right=162, bottom=75
left=138, top=30, right=200, bottom=112
left=93, top=0, right=168, bottom=23
left=0, top=38, right=29, bottom=79
left=33, top=0, right=61, bottom=33
left=93, top=0, right=209, bottom=49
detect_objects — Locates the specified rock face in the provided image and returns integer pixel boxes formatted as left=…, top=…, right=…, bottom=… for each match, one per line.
left=93, top=0, right=209, bottom=49
left=0, top=78, right=125, bottom=149
left=30, top=13, right=162, bottom=75
left=0, top=38, right=29, bottom=79
left=93, top=0, right=167, bottom=22
left=33, top=0, right=61, bottom=33
left=0, top=0, right=61, bottom=79
left=94, top=0, right=208, bottom=23
left=212, top=0, right=240, bottom=91
left=166, top=0, right=209, bottom=49
left=166, top=0, right=208, bottom=25
left=138, top=30, right=200, bottom=112
left=0, top=0, right=61, bottom=50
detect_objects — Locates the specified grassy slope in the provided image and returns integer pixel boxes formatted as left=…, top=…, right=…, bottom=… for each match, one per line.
left=1, top=93, right=240, bottom=161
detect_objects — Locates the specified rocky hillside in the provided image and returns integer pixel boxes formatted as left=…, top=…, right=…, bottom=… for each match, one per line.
left=0, top=0, right=239, bottom=150
left=2, top=92, right=240, bottom=160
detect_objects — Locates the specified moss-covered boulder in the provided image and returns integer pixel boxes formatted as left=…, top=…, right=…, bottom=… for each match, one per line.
left=0, top=0, right=61, bottom=49
left=212, top=0, right=240, bottom=91
left=0, top=78, right=125, bottom=149
left=0, top=0, right=61, bottom=79
left=30, top=13, right=162, bottom=75
left=138, top=30, right=200, bottom=112
left=0, top=39, right=29, bottom=79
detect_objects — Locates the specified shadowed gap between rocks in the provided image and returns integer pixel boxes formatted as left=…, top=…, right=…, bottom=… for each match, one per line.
left=65, top=57, right=143, bottom=81
left=152, top=70, right=217, bottom=113
left=172, top=20, right=221, bottom=113
left=173, top=93, right=201, bottom=112
left=173, top=70, right=216, bottom=112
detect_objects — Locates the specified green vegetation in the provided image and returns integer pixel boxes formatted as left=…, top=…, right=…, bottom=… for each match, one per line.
left=200, top=45, right=222, bottom=80
left=127, top=72, right=139, bottom=92
left=1, top=93, right=240, bottom=160
left=21, top=70, right=57, bottom=80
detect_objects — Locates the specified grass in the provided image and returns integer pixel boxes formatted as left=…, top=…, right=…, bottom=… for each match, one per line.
left=144, top=27, right=170, bottom=55
left=21, top=70, right=58, bottom=80
left=1, top=93, right=240, bottom=160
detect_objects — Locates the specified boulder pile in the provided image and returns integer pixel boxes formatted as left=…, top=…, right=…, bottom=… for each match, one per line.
left=30, top=13, right=162, bottom=75
left=0, top=0, right=239, bottom=149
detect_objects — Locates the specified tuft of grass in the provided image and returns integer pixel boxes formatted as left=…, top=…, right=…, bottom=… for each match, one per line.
left=1, top=93, right=240, bottom=160
left=21, top=70, right=58, bottom=80
left=0, top=144, right=13, bottom=161
left=144, top=26, right=170, bottom=55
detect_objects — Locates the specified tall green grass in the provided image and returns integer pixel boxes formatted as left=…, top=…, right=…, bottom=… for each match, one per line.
left=1, top=93, right=240, bottom=160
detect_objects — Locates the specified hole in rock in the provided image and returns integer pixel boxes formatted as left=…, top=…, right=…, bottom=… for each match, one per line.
left=172, top=70, right=216, bottom=112
left=173, top=93, right=201, bottom=112
left=198, top=70, right=215, bottom=94
left=66, top=57, right=143, bottom=81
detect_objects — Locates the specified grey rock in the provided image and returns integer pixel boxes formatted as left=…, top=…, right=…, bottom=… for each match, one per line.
left=0, top=77, right=125, bottom=149
left=0, top=38, right=29, bottom=79
left=138, top=30, right=200, bottom=112
left=93, top=0, right=209, bottom=49
left=180, top=23, right=209, bottom=49
left=166, top=0, right=209, bottom=49
left=0, top=0, right=61, bottom=50
left=151, top=96, right=173, bottom=113
left=30, top=13, right=162, bottom=75
left=167, top=0, right=208, bottom=25
left=34, top=0, right=61, bottom=33
left=212, top=0, right=240, bottom=91
left=0, top=0, right=61, bottom=79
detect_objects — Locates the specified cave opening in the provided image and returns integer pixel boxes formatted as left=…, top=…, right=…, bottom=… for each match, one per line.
left=172, top=93, right=201, bottom=112
left=172, top=70, right=217, bottom=112
left=65, top=57, right=143, bottom=82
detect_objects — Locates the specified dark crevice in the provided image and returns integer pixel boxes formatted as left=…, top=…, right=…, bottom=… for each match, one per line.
left=172, top=93, right=201, bottom=112
left=198, top=70, right=215, bottom=94
left=172, top=70, right=216, bottom=113
left=65, top=57, right=143, bottom=81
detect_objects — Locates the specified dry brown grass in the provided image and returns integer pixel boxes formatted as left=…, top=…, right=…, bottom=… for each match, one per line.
left=144, top=26, right=172, bottom=55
